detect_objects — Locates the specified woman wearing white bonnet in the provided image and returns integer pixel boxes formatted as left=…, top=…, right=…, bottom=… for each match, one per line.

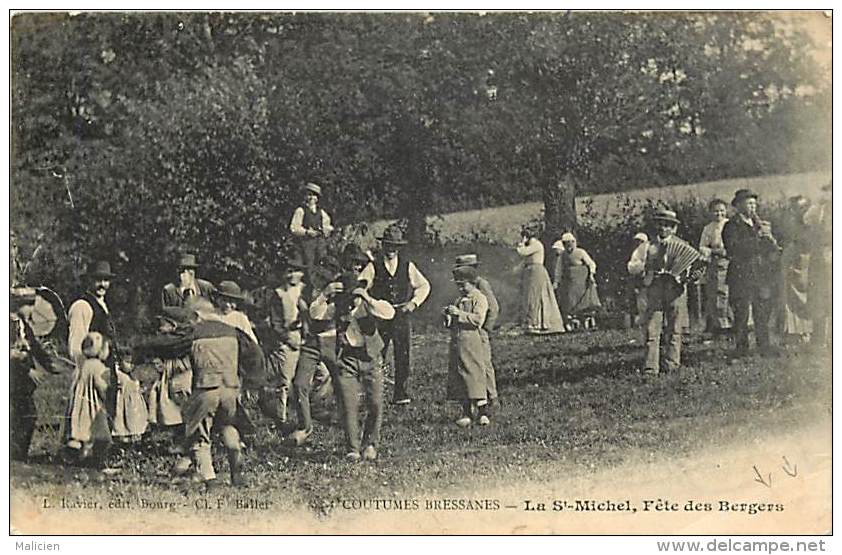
left=552, top=232, right=601, bottom=331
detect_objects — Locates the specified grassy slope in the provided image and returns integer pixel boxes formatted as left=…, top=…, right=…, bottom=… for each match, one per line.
left=13, top=327, right=830, bottom=521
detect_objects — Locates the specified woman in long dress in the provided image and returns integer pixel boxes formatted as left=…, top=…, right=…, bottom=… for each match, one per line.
left=552, top=232, right=601, bottom=330
left=516, top=226, right=564, bottom=335
left=698, top=199, right=733, bottom=333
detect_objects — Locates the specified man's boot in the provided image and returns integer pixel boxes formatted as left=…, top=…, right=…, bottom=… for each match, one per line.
left=228, top=449, right=246, bottom=488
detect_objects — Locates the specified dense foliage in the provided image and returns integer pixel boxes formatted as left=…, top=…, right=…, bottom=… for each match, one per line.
left=11, top=12, right=830, bottom=331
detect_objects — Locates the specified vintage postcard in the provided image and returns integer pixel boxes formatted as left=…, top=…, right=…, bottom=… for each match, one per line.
left=8, top=9, right=831, bottom=536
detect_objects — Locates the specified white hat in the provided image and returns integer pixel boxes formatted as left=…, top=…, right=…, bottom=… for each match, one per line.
left=551, top=240, right=565, bottom=251
left=560, top=232, right=576, bottom=242
left=633, top=232, right=649, bottom=242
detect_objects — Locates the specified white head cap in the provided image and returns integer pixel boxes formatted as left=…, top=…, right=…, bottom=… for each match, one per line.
left=560, top=232, right=576, bottom=243
left=633, top=232, right=649, bottom=242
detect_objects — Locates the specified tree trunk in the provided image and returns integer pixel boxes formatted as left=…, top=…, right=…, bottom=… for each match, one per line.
left=542, top=177, right=577, bottom=269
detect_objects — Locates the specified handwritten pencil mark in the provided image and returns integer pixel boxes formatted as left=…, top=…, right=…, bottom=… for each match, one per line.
left=753, top=465, right=771, bottom=488
left=782, top=456, right=797, bottom=478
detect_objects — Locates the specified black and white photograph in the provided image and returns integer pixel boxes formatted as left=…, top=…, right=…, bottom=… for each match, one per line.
left=8, top=9, right=832, bottom=536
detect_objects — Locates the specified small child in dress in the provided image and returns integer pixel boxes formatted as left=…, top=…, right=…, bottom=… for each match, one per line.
left=444, top=266, right=491, bottom=427
left=65, top=332, right=113, bottom=465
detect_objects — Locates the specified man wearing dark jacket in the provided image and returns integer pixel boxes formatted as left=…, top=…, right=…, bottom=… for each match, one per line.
left=722, top=189, right=782, bottom=357
left=136, top=298, right=266, bottom=488
left=10, top=287, right=58, bottom=461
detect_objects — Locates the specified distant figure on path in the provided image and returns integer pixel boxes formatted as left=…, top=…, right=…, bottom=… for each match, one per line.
left=516, top=225, right=564, bottom=335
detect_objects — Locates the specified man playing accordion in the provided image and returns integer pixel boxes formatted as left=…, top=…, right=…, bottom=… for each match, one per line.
left=637, top=209, right=705, bottom=375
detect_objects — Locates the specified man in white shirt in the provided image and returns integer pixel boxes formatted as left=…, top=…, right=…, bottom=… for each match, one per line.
left=359, top=225, right=430, bottom=405
left=311, top=258, right=395, bottom=461
left=289, top=182, right=334, bottom=277
left=67, top=261, right=120, bottom=415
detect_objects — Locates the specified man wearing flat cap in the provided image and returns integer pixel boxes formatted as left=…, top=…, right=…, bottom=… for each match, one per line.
left=721, top=189, right=782, bottom=357
left=162, top=253, right=216, bottom=311
left=359, top=225, right=431, bottom=405
left=289, top=182, right=334, bottom=277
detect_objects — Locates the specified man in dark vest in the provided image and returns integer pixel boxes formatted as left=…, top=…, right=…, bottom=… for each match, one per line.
left=162, top=253, right=216, bottom=310
left=722, top=189, right=782, bottom=358
left=312, top=244, right=395, bottom=460
left=359, top=225, right=430, bottom=405
left=289, top=182, right=334, bottom=278
left=67, top=261, right=120, bottom=414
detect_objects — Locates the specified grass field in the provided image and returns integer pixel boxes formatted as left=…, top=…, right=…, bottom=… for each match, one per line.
left=12, top=324, right=831, bottom=531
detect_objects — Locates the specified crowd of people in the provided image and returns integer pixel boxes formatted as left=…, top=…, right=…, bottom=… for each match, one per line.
left=9, top=182, right=831, bottom=489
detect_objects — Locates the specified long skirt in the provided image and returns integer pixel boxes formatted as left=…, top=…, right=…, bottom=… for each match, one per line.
left=147, top=356, right=192, bottom=427
left=703, top=257, right=733, bottom=330
left=781, top=252, right=812, bottom=337
left=520, top=263, right=564, bottom=334
left=447, top=329, right=490, bottom=401
left=111, top=370, right=149, bottom=441
left=558, top=265, right=602, bottom=316
left=65, top=368, right=111, bottom=446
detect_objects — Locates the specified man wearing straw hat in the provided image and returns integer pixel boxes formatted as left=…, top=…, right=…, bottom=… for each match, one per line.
left=359, top=225, right=431, bottom=405
left=721, top=189, right=781, bottom=358
left=162, top=253, right=216, bottom=310
left=639, top=209, right=702, bottom=375
left=289, top=182, right=334, bottom=277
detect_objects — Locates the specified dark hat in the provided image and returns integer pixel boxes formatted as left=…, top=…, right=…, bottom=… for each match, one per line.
left=86, top=261, right=116, bottom=279
left=453, top=265, right=479, bottom=283
left=378, top=225, right=408, bottom=245
left=281, top=251, right=307, bottom=271
left=341, top=243, right=371, bottom=266
left=304, top=182, right=322, bottom=196
left=454, top=254, right=480, bottom=267
left=317, top=255, right=342, bottom=275
left=650, top=208, right=680, bottom=225
left=731, top=189, right=758, bottom=207
left=176, top=253, right=200, bottom=269
left=216, top=280, right=246, bottom=301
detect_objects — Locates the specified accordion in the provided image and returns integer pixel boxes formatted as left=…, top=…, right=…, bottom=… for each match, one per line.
left=661, top=237, right=702, bottom=279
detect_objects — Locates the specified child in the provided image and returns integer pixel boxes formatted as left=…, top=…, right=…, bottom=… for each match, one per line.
left=454, top=254, right=499, bottom=410
left=444, top=265, right=491, bottom=427
left=640, top=209, right=704, bottom=375
left=110, top=350, right=149, bottom=444
left=65, top=332, right=113, bottom=466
